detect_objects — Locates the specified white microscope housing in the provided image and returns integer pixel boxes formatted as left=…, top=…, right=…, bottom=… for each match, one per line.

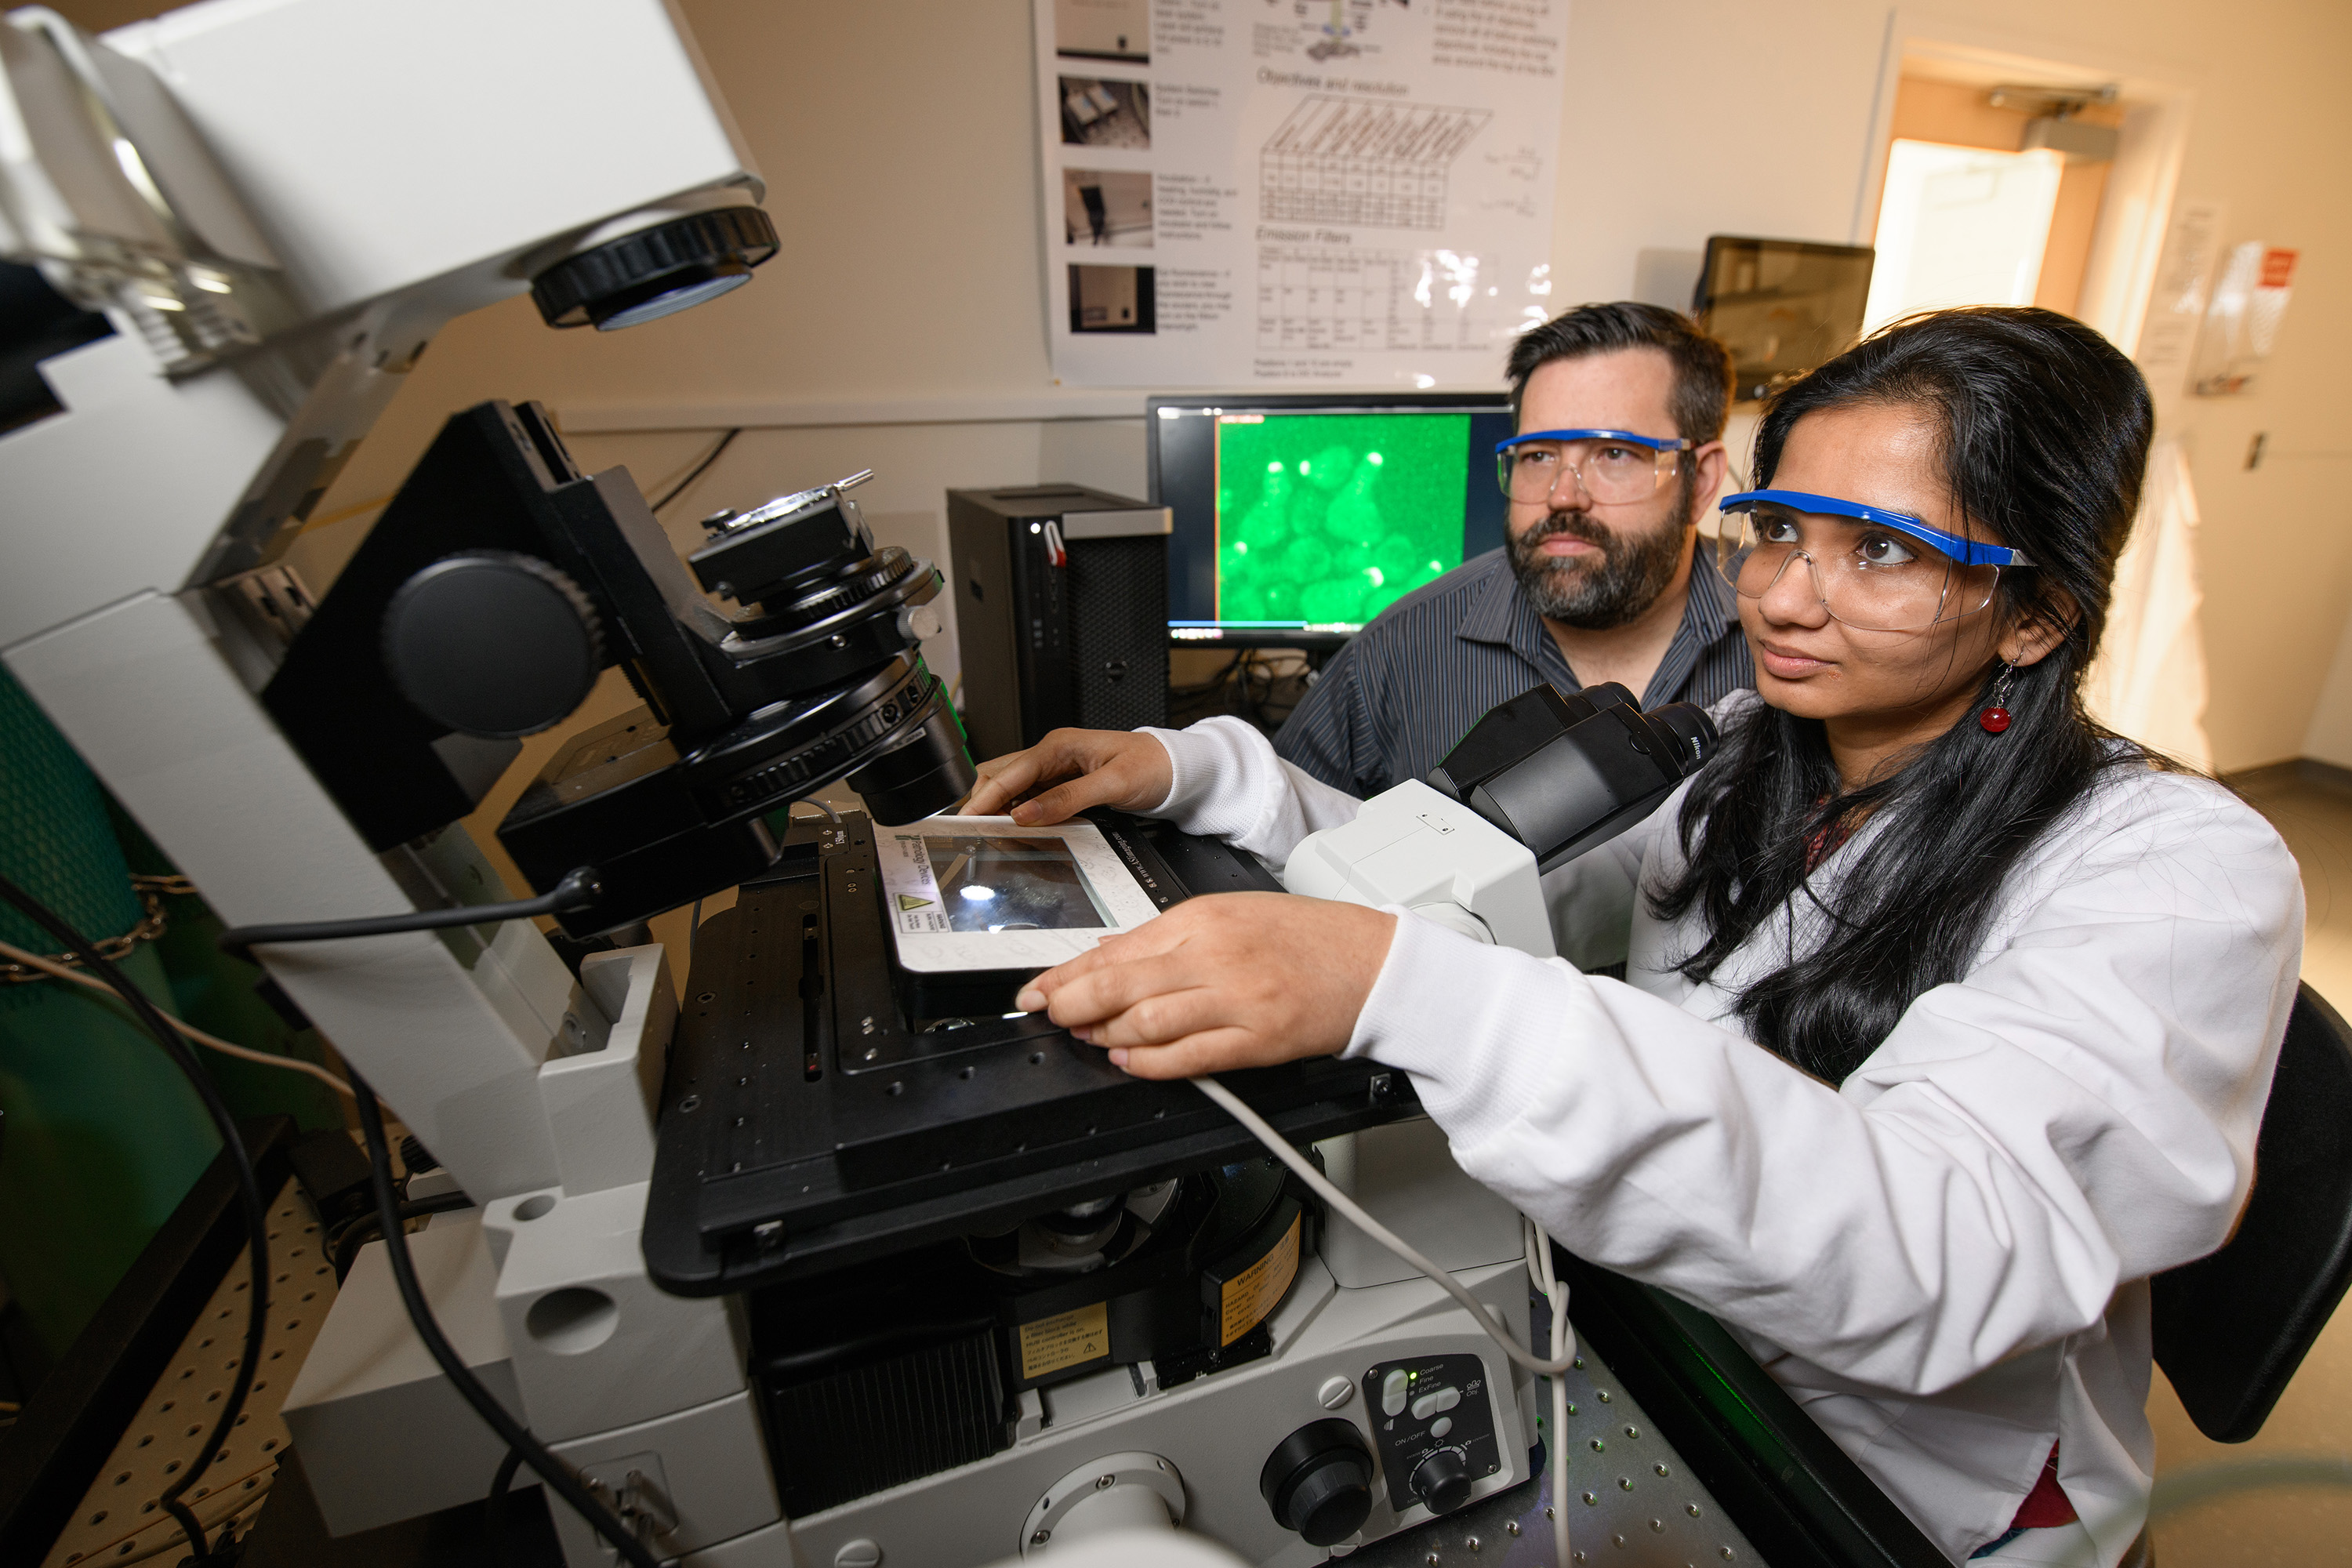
left=1279, top=779, right=1555, bottom=955
left=1280, top=683, right=1718, bottom=959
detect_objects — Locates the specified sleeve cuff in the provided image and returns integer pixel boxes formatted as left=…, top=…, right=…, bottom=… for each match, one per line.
left=1345, top=907, right=1598, bottom=1152
left=1136, top=717, right=1287, bottom=844
left=1140, top=724, right=1219, bottom=819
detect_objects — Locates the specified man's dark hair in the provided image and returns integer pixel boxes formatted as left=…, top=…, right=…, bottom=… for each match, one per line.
left=1504, top=302, right=1736, bottom=450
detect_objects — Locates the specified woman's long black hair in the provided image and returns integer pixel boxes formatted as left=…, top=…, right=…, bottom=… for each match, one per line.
left=1650, top=307, right=2158, bottom=1084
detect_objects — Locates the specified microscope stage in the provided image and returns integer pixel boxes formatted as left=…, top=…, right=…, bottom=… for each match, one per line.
left=642, top=812, right=1417, bottom=1294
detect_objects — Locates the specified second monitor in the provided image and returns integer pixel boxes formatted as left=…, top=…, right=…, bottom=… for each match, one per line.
left=1149, top=392, right=1515, bottom=647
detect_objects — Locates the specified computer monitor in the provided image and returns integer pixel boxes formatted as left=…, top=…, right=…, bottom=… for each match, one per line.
left=1693, top=236, right=1875, bottom=404
left=1148, top=392, right=1516, bottom=647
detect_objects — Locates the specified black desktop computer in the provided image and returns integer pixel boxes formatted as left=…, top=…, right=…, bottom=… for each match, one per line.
left=948, top=485, right=1172, bottom=761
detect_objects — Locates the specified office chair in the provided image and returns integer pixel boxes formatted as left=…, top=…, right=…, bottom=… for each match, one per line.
left=2151, top=981, right=2352, bottom=1443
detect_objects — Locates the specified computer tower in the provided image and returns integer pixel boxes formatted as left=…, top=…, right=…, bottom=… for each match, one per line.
left=948, top=485, right=1171, bottom=761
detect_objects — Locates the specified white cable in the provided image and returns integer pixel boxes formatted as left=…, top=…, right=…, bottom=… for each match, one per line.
left=1193, top=1074, right=1577, bottom=1555
left=1526, top=1216, right=1574, bottom=1567
left=1190, top=1075, right=1575, bottom=1377
left=0, top=935, right=358, bottom=1099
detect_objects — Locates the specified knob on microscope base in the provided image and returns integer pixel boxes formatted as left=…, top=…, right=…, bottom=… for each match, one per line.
left=1259, top=1419, right=1376, bottom=1548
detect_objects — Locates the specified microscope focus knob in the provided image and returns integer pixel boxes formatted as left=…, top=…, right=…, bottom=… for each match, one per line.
left=1410, top=1447, right=1474, bottom=1516
left=383, top=550, right=604, bottom=739
left=1259, top=1418, right=1374, bottom=1548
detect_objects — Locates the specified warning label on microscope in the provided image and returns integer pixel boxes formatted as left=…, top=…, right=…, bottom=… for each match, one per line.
left=885, top=833, right=953, bottom=933
left=1018, top=1301, right=1112, bottom=1381
left=1219, top=1214, right=1302, bottom=1345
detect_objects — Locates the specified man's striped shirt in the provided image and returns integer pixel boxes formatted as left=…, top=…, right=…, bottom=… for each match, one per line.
left=1273, top=546, right=1755, bottom=798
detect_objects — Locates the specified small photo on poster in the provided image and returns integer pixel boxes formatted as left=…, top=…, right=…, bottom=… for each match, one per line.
left=1063, top=169, right=1152, bottom=248
left=1055, top=0, right=1148, bottom=64
left=1069, top=265, right=1156, bottom=333
left=1060, top=77, right=1150, bottom=149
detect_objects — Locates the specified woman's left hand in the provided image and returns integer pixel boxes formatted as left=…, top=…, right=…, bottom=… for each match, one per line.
left=1016, top=892, right=1396, bottom=1080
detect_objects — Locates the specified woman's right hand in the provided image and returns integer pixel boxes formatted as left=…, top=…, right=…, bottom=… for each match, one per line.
left=963, top=728, right=1174, bottom=825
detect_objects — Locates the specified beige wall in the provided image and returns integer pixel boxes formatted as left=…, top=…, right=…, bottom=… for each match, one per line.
left=60, top=0, right=2352, bottom=770
left=1533, top=0, right=2352, bottom=773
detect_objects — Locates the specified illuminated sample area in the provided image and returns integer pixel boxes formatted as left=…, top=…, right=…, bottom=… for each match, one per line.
left=1213, top=412, right=1470, bottom=628
left=921, top=834, right=1115, bottom=931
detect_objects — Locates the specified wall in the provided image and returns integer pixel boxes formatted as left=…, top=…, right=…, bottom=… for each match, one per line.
left=1550, top=0, right=2352, bottom=772
left=2305, top=617, right=2352, bottom=766
left=67, top=0, right=2346, bottom=771
left=1876, top=75, right=2125, bottom=319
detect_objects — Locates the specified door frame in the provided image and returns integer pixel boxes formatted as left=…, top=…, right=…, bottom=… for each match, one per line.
left=1851, top=11, right=2199, bottom=359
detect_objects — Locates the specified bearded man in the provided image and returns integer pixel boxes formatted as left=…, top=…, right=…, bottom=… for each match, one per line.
left=1274, top=302, right=1750, bottom=800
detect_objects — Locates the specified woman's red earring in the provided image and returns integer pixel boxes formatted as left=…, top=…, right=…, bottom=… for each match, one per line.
left=1980, top=661, right=2018, bottom=734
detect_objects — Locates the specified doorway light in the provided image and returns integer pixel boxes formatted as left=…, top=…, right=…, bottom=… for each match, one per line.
left=1864, top=140, right=2065, bottom=336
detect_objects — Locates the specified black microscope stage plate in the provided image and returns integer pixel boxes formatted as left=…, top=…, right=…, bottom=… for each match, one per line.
left=641, top=811, right=1419, bottom=1296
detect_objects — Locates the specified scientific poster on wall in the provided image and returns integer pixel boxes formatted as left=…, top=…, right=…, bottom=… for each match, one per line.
left=1034, top=0, right=1565, bottom=389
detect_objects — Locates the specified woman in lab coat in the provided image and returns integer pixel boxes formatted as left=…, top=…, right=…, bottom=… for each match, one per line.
left=964, top=307, right=2302, bottom=1567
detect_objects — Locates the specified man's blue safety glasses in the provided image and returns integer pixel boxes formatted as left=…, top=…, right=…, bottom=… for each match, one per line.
left=1495, top=428, right=1695, bottom=456
left=1495, top=430, right=1694, bottom=506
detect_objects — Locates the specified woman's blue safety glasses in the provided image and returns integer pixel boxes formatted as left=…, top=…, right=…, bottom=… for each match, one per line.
left=1715, top=489, right=2031, bottom=633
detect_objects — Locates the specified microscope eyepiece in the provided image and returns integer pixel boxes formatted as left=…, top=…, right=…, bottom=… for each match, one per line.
left=1646, top=700, right=1719, bottom=777
left=1426, top=686, right=1722, bottom=872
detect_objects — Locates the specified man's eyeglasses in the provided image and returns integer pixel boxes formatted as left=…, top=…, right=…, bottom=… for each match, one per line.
left=1495, top=429, right=1692, bottom=506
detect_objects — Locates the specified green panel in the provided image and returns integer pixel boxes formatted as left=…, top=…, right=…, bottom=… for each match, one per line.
left=0, top=667, right=222, bottom=1356
left=0, top=666, right=137, bottom=953
left=107, top=802, right=343, bottom=1135
left=1213, top=412, right=1470, bottom=627
left=0, top=939, right=221, bottom=1356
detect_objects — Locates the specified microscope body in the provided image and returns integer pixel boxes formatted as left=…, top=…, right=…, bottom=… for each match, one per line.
left=1281, top=780, right=1557, bottom=953
left=0, top=5, right=1715, bottom=1565
left=1281, top=683, right=1719, bottom=955
left=0, top=3, right=823, bottom=1561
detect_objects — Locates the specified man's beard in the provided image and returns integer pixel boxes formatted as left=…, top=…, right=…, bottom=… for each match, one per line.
left=1507, top=502, right=1688, bottom=630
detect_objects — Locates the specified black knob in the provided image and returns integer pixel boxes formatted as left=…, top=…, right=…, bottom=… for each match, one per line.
left=530, top=206, right=779, bottom=331
left=1410, top=1447, right=1473, bottom=1516
left=1260, top=1418, right=1374, bottom=1548
left=383, top=550, right=603, bottom=739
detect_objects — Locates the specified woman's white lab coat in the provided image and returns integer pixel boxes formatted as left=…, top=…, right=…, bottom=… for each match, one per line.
left=1140, top=701, right=2303, bottom=1566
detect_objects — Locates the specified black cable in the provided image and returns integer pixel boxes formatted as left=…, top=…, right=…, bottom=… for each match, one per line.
left=485, top=1446, right=525, bottom=1563
left=328, top=1190, right=480, bottom=1281
left=216, top=867, right=601, bottom=962
left=348, top=1070, right=664, bottom=1568
left=1168, top=652, right=1247, bottom=728
left=649, top=427, right=741, bottom=513
left=327, top=1189, right=477, bottom=1254
left=0, top=871, right=266, bottom=1566
left=1168, top=652, right=1243, bottom=698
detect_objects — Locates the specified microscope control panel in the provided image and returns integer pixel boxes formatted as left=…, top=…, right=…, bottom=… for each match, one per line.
left=1363, top=1352, right=1499, bottom=1516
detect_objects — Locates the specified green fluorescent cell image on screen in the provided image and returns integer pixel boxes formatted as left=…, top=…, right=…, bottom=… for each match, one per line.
left=1214, top=412, right=1468, bottom=626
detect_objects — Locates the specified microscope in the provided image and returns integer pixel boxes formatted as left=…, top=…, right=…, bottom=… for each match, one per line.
left=0, top=5, right=1734, bottom=1565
